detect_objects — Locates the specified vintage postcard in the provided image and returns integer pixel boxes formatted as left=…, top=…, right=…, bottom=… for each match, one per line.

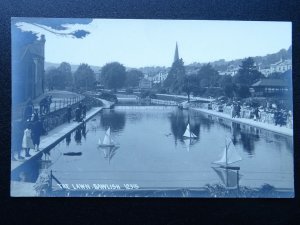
left=11, top=18, right=293, bottom=197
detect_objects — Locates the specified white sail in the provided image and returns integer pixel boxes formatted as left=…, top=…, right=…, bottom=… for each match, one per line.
left=102, top=127, right=113, bottom=146
left=213, top=147, right=228, bottom=165
left=183, top=123, right=197, bottom=138
left=213, top=139, right=242, bottom=165
left=227, top=144, right=242, bottom=164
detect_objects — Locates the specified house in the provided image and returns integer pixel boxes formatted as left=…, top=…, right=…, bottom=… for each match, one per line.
left=152, top=72, right=168, bottom=84
left=12, top=35, right=46, bottom=103
left=258, top=68, right=272, bottom=77
left=218, top=65, right=239, bottom=76
left=270, top=59, right=292, bottom=73
left=139, top=78, right=152, bottom=89
left=249, top=79, right=289, bottom=97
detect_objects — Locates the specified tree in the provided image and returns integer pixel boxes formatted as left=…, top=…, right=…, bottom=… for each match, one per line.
left=101, top=62, right=126, bottom=91
left=45, top=68, right=61, bottom=90
left=74, top=63, right=96, bottom=90
left=58, top=62, right=73, bottom=88
left=164, top=59, right=185, bottom=93
left=191, top=64, right=220, bottom=97
left=125, top=69, right=143, bottom=88
left=196, top=64, right=220, bottom=88
left=219, top=75, right=235, bottom=98
left=233, top=57, right=264, bottom=98
left=234, top=57, right=263, bottom=86
left=44, top=62, right=74, bottom=90
left=182, top=75, right=197, bottom=102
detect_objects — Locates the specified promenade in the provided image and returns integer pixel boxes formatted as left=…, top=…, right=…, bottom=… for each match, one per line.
left=150, top=93, right=292, bottom=137
left=191, top=107, right=293, bottom=137
left=11, top=107, right=103, bottom=173
left=156, top=94, right=214, bottom=102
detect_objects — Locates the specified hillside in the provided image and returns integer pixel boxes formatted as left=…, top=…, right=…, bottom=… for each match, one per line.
left=45, top=62, right=102, bottom=72
left=45, top=46, right=291, bottom=75
left=206, top=46, right=292, bottom=71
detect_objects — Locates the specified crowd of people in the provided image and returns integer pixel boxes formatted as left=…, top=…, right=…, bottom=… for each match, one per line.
left=209, top=99, right=293, bottom=128
left=12, top=98, right=88, bottom=161
left=12, top=110, right=45, bottom=160
left=74, top=102, right=87, bottom=123
left=39, top=95, right=52, bottom=115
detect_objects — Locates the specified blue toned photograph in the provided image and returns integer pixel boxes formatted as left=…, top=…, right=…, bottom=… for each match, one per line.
left=11, top=18, right=293, bottom=198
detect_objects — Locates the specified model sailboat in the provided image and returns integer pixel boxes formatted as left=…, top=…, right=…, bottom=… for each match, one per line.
left=212, top=138, right=242, bottom=167
left=98, top=127, right=115, bottom=147
left=183, top=123, right=197, bottom=139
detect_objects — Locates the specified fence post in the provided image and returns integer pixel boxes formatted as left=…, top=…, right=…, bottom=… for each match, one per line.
left=54, top=101, right=56, bottom=111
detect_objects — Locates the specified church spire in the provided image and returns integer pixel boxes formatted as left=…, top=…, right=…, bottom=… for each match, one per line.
left=174, top=42, right=179, bottom=62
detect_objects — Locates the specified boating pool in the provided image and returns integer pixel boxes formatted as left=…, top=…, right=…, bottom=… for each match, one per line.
left=46, top=106, right=293, bottom=195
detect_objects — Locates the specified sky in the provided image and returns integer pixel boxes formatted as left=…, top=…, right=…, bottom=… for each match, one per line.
left=15, top=19, right=291, bottom=68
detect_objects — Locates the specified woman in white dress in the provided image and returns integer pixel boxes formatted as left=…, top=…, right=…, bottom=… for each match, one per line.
left=22, top=125, right=34, bottom=157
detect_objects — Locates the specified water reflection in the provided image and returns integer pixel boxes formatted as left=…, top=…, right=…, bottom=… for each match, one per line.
left=169, top=109, right=200, bottom=147
left=74, top=128, right=82, bottom=144
left=192, top=109, right=293, bottom=156
left=193, top=112, right=214, bottom=131
left=99, top=146, right=119, bottom=164
left=239, top=132, right=259, bottom=155
left=212, top=166, right=240, bottom=190
left=65, top=133, right=71, bottom=146
left=100, top=109, right=126, bottom=132
left=81, top=123, right=87, bottom=139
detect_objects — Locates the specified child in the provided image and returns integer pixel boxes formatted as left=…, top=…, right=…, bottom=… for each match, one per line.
left=22, top=124, right=34, bottom=157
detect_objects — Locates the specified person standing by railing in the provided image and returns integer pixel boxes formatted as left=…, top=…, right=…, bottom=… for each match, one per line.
left=82, top=104, right=87, bottom=118
left=22, top=123, right=34, bottom=157
left=66, top=106, right=72, bottom=123
left=31, top=118, right=43, bottom=152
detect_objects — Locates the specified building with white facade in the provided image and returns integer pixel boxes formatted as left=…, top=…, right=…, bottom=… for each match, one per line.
left=218, top=65, right=239, bottom=76
left=258, top=59, right=292, bottom=77
left=270, top=59, right=292, bottom=73
left=139, top=78, right=152, bottom=89
left=152, top=72, right=168, bottom=84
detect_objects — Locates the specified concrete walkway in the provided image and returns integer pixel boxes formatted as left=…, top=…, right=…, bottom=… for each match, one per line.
left=157, top=94, right=214, bottom=102
left=11, top=107, right=103, bottom=173
left=191, top=107, right=293, bottom=137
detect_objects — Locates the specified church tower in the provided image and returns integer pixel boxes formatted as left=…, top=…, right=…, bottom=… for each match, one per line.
left=173, top=42, right=179, bottom=62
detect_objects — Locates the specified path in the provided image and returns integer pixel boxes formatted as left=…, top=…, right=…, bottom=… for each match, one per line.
left=191, top=107, right=293, bottom=137
left=11, top=107, right=103, bottom=173
left=157, top=94, right=214, bottom=102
